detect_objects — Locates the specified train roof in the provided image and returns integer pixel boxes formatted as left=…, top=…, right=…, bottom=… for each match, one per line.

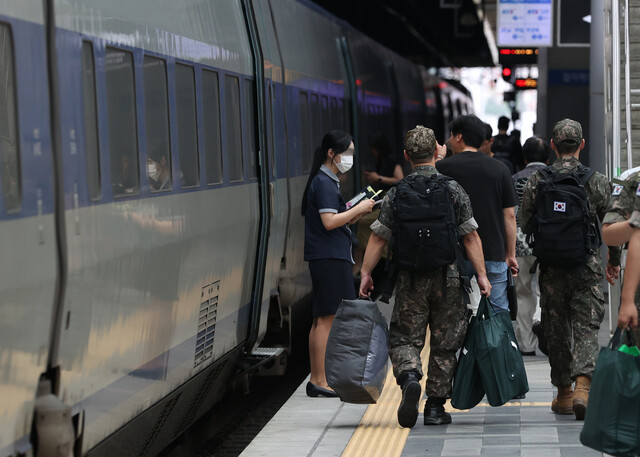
left=308, top=0, right=497, bottom=67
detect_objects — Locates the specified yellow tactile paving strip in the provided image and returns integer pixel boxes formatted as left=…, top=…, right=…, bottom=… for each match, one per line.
left=341, top=335, right=553, bottom=457
left=341, top=337, right=430, bottom=457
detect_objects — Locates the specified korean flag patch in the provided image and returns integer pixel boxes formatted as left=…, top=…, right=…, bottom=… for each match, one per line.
left=613, top=184, right=623, bottom=196
left=553, top=201, right=567, bottom=212
left=637, top=183, right=640, bottom=196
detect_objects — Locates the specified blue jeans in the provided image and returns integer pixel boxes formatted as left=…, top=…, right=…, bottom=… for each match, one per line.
left=466, top=260, right=509, bottom=314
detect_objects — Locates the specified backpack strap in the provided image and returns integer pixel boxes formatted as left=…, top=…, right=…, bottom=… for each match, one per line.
left=439, top=175, right=471, bottom=302
left=382, top=184, right=402, bottom=304
left=576, top=166, right=596, bottom=187
left=538, top=166, right=555, bottom=181
left=575, top=166, right=602, bottom=256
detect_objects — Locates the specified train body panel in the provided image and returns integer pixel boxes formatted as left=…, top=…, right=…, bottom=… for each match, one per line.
left=49, top=0, right=262, bottom=452
left=0, top=1, right=477, bottom=455
left=56, top=186, right=258, bottom=452
left=54, top=0, right=253, bottom=75
left=0, top=5, right=58, bottom=456
left=0, top=217, right=58, bottom=456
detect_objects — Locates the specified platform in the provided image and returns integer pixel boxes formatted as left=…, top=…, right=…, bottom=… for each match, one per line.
left=240, top=301, right=615, bottom=457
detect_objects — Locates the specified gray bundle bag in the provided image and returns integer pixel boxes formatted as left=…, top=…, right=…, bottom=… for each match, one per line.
left=325, top=298, right=389, bottom=404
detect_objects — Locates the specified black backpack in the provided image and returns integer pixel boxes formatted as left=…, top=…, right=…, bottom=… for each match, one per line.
left=391, top=174, right=458, bottom=271
left=527, top=165, right=601, bottom=267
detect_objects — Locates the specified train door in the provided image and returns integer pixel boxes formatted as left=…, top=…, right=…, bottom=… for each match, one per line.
left=0, top=2, right=59, bottom=456
left=251, top=0, right=289, bottom=347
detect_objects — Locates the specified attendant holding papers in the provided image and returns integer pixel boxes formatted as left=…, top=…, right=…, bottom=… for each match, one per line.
left=301, top=130, right=374, bottom=397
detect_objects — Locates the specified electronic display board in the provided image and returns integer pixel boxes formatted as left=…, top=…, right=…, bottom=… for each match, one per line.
left=498, top=0, right=553, bottom=47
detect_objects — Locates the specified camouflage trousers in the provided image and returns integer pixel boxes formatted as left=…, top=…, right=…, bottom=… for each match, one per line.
left=539, top=266, right=605, bottom=387
left=389, top=269, right=468, bottom=398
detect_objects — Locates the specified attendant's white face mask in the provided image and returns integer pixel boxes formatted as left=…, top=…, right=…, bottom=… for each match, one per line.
left=334, top=154, right=353, bottom=173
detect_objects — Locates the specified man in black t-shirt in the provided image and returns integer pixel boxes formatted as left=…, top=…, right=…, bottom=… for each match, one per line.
left=437, top=115, right=519, bottom=314
left=492, top=116, right=523, bottom=172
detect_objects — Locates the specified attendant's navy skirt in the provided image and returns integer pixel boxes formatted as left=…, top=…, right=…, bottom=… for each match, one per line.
left=308, top=259, right=356, bottom=317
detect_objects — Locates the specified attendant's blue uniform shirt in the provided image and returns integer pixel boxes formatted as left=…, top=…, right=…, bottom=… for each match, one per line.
left=304, top=165, right=354, bottom=263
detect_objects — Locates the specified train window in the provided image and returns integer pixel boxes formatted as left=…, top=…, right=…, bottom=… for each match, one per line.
left=244, top=80, right=257, bottom=179
left=224, top=74, right=243, bottom=181
left=310, top=93, right=320, bottom=150
left=175, top=64, right=199, bottom=188
left=105, top=47, right=139, bottom=196
left=143, top=56, right=172, bottom=192
left=299, top=91, right=310, bottom=173
left=0, top=25, right=20, bottom=213
left=321, top=95, right=330, bottom=135
left=202, top=69, right=222, bottom=185
left=81, top=41, right=101, bottom=201
left=337, top=99, right=345, bottom=130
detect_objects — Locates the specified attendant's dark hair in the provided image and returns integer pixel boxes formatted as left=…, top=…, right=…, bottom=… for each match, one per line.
left=301, top=130, right=353, bottom=215
left=522, top=136, right=550, bottom=164
left=449, top=115, right=485, bottom=149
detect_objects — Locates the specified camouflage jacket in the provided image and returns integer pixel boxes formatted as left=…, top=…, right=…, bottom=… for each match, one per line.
left=513, top=162, right=547, bottom=257
left=370, top=165, right=478, bottom=277
left=603, top=170, right=640, bottom=225
left=518, top=157, right=622, bottom=271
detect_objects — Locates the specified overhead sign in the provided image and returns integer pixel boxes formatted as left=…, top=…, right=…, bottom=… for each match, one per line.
left=498, top=0, right=553, bottom=47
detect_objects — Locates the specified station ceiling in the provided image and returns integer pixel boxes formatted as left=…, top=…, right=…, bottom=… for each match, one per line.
left=313, top=0, right=499, bottom=68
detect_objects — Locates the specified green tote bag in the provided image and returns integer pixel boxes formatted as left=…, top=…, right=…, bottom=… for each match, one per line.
left=474, top=296, right=529, bottom=407
left=451, top=314, right=485, bottom=410
left=580, top=328, right=640, bottom=457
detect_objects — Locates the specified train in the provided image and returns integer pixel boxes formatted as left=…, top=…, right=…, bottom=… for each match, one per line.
left=0, top=1, right=473, bottom=456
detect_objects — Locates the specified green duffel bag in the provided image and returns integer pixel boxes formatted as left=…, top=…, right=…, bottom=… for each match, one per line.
left=474, top=296, right=529, bottom=407
left=580, top=328, right=640, bottom=457
left=451, top=313, right=485, bottom=410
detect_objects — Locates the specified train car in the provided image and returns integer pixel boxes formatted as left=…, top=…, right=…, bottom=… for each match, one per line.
left=423, top=71, right=474, bottom=144
left=0, top=1, right=471, bottom=456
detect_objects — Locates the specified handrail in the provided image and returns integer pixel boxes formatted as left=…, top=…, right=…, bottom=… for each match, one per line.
left=612, top=0, right=621, bottom=176
left=624, top=0, right=633, bottom=170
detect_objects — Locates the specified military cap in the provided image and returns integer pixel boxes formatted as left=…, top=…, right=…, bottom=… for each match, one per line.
left=404, top=125, right=436, bottom=160
left=552, top=119, right=583, bottom=146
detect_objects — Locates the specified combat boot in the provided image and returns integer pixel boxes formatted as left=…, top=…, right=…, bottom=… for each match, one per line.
left=397, top=372, right=421, bottom=428
left=424, top=397, right=451, bottom=425
left=573, top=376, right=591, bottom=420
left=551, top=385, right=573, bottom=415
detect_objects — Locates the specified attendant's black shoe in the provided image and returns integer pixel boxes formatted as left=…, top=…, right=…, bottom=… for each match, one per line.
left=513, top=393, right=526, bottom=399
left=306, top=382, right=339, bottom=398
left=424, top=403, right=452, bottom=425
left=532, top=321, right=548, bottom=356
left=397, top=373, right=421, bottom=428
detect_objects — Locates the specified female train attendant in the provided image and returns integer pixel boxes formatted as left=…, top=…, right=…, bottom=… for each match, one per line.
left=301, top=130, right=375, bottom=397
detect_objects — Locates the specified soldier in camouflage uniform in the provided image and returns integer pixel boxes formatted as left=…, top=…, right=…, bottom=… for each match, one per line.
left=359, top=126, right=491, bottom=428
left=519, top=119, right=622, bottom=420
left=602, top=169, right=640, bottom=340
